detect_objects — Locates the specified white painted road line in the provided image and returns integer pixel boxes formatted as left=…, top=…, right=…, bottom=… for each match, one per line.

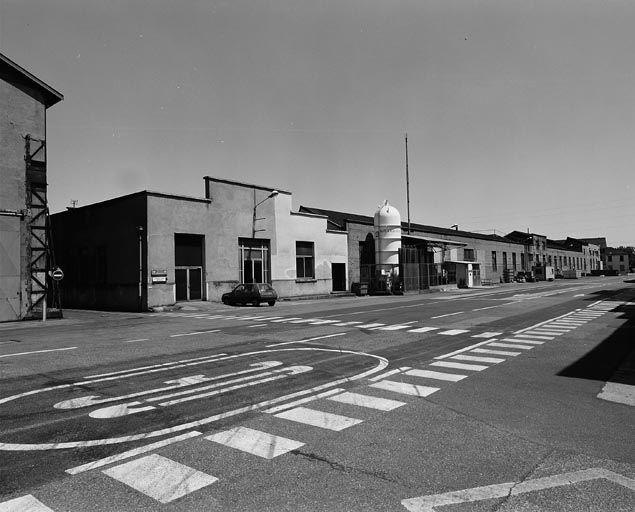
left=472, top=348, right=521, bottom=356
left=405, top=369, right=467, bottom=382
left=368, top=367, right=411, bottom=382
left=515, top=333, right=554, bottom=340
left=370, top=380, right=440, bottom=397
left=84, top=354, right=227, bottom=379
left=514, top=310, right=580, bottom=334
left=205, top=427, right=305, bottom=459
left=431, top=311, right=464, bottom=319
left=377, top=323, right=416, bottom=331
left=470, top=332, right=502, bottom=338
left=328, top=391, right=406, bottom=411
left=103, top=454, right=218, bottom=504
left=407, top=327, right=439, bottom=334
left=501, top=337, right=545, bottom=345
left=270, top=317, right=303, bottom=323
left=66, top=431, right=203, bottom=475
left=472, top=305, right=501, bottom=311
left=0, top=495, right=54, bottom=512
left=401, top=468, right=635, bottom=512
left=430, top=361, right=489, bottom=371
left=262, top=388, right=345, bottom=414
left=450, top=354, right=505, bottom=364
left=434, top=340, right=493, bottom=360
left=308, top=319, right=340, bottom=325
left=357, top=323, right=386, bottom=329
left=247, top=323, right=268, bottom=328
left=333, top=321, right=363, bottom=326
left=170, top=330, right=220, bottom=337
left=266, top=332, right=346, bottom=347
left=527, top=330, right=564, bottom=336
left=439, top=329, right=470, bottom=336
left=123, top=338, right=150, bottom=343
left=0, top=347, right=77, bottom=359
left=274, top=407, right=363, bottom=431
left=597, top=381, right=635, bottom=406
left=487, top=342, right=534, bottom=350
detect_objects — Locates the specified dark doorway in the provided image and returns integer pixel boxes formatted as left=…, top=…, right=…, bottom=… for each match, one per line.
left=175, top=234, right=205, bottom=301
left=332, top=263, right=346, bottom=291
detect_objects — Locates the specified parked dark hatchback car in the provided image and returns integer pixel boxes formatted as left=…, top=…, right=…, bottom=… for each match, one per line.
left=221, top=283, right=278, bottom=306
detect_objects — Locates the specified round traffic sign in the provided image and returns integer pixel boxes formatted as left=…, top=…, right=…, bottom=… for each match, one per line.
left=50, top=267, right=64, bottom=281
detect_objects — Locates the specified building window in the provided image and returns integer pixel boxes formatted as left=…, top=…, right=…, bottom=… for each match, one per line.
left=512, top=253, right=517, bottom=271
left=464, top=248, right=475, bottom=261
left=502, top=251, right=508, bottom=270
left=620, top=255, right=624, bottom=261
left=239, top=238, right=270, bottom=284
left=491, top=251, right=497, bottom=272
left=520, top=253, right=525, bottom=270
left=296, top=241, right=315, bottom=279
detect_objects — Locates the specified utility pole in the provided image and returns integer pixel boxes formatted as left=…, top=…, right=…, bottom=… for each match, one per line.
left=405, top=133, right=411, bottom=234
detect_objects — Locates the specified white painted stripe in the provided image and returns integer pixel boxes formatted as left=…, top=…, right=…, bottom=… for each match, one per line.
left=434, top=340, right=494, bottom=360
left=274, top=407, right=363, bottom=431
left=288, top=318, right=321, bottom=323
left=538, top=325, right=572, bottom=331
left=66, top=431, right=202, bottom=475
left=308, top=319, right=340, bottom=325
left=270, top=317, right=303, bottom=323
left=450, top=354, right=505, bottom=364
left=487, top=342, right=534, bottom=350
left=370, top=380, right=440, bottom=397
left=527, top=330, right=564, bottom=336
left=405, top=369, right=467, bottom=382
left=439, top=329, right=469, bottom=336
left=430, top=361, right=489, bottom=371
left=472, top=348, right=521, bottom=356
left=377, top=324, right=413, bottom=331
left=0, top=347, right=77, bottom=359
left=84, top=354, right=227, bottom=379
left=367, top=367, right=411, bottom=382
left=431, top=311, right=464, bottom=319
left=170, top=330, right=220, bottom=337
left=407, top=326, right=439, bottom=333
left=0, top=495, right=54, bottom=512
left=266, top=332, right=346, bottom=347
left=262, top=388, right=345, bottom=414
left=472, top=305, right=501, bottom=311
left=401, top=468, right=635, bottom=511
left=205, top=427, right=304, bottom=458
left=573, top=293, right=585, bottom=297
left=515, top=333, right=554, bottom=340
left=501, top=337, right=544, bottom=345
left=357, top=323, right=386, bottom=329
left=103, top=454, right=217, bottom=504
left=333, top=321, right=364, bottom=326
left=328, top=391, right=406, bottom=411
left=470, top=332, right=503, bottom=338
left=123, top=338, right=149, bottom=343
left=514, top=310, right=580, bottom=334
left=597, top=382, right=635, bottom=406
left=247, top=323, right=268, bottom=328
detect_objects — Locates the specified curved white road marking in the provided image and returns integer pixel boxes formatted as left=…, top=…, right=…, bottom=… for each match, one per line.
left=0, top=347, right=388, bottom=450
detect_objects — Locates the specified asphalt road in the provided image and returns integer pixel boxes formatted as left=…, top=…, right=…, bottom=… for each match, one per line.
left=0, top=277, right=633, bottom=511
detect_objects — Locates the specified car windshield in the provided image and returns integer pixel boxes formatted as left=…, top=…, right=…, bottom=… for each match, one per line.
left=256, top=284, right=273, bottom=292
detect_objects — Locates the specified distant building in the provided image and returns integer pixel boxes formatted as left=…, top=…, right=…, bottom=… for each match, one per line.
left=0, top=53, right=63, bottom=321
left=605, top=248, right=631, bottom=275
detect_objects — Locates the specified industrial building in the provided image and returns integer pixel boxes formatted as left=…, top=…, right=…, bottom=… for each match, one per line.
left=0, top=53, right=63, bottom=322
left=51, top=177, right=348, bottom=311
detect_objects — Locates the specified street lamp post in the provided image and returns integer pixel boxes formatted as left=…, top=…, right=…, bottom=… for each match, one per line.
left=252, top=189, right=278, bottom=239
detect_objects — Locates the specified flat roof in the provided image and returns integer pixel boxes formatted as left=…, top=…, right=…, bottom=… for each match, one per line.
left=0, top=52, right=63, bottom=108
left=204, top=176, right=291, bottom=195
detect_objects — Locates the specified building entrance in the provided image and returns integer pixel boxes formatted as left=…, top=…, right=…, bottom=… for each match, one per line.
left=174, top=234, right=205, bottom=301
left=332, top=263, right=346, bottom=291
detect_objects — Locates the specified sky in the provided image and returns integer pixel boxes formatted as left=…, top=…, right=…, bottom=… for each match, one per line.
left=2, top=0, right=634, bottom=246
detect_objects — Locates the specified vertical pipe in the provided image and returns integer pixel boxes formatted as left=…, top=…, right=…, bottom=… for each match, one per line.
left=405, top=133, right=411, bottom=234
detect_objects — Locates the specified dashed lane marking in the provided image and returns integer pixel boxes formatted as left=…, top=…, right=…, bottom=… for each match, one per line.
left=205, top=427, right=305, bottom=459
left=430, top=311, right=464, bottom=319
left=123, top=338, right=149, bottom=343
left=407, top=327, right=439, bottom=334
left=0, top=494, right=54, bottom=512
left=0, top=347, right=77, bottom=359
left=357, top=323, right=386, bottom=329
left=328, top=391, right=407, bottom=411
left=274, top=407, right=363, bottom=431
left=369, top=380, right=440, bottom=397
left=438, top=329, right=469, bottom=336
left=103, top=454, right=218, bottom=504
left=169, top=330, right=220, bottom=337
left=470, top=332, right=502, bottom=338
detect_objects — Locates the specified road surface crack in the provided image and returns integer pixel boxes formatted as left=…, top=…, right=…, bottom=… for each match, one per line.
left=291, top=449, right=400, bottom=484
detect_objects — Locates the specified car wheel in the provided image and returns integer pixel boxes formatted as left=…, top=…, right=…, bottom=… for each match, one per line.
left=268, top=300, right=275, bottom=306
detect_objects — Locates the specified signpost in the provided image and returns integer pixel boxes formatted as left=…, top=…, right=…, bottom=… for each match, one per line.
left=50, top=267, right=64, bottom=281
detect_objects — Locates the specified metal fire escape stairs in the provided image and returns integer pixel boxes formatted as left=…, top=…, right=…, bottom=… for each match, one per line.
left=24, top=135, right=61, bottom=319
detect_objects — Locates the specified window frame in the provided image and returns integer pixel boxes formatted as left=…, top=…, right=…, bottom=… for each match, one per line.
left=296, top=241, right=315, bottom=280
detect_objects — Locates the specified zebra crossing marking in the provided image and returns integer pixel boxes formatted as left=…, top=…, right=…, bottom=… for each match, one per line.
left=263, top=388, right=345, bottom=414
left=515, top=333, right=554, bottom=340
left=487, top=342, right=534, bottom=350
left=205, top=427, right=304, bottom=459
left=439, top=329, right=469, bottom=336
left=472, top=348, right=521, bottom=357
left=430, top=361, right=489, bottom=371
left=0, top=495, right=54, bottom=512
left=450, top=354, right=505, bottom=364
left=470, top=332, right=502, bottom=338
left=357, top=323, right=386, bottom=329
left=404, top=369, right=467, bottom=382
left=407, top=326, right=439, bottom=333
left=500, top=337, right=544, bottom=345
left=328, top=391, right=406, bottom=411
left=274, top=407, right=363, bottom=431
left=102, top=454, right=218, bottom=504
left=370, top=380, right=440, bottom=397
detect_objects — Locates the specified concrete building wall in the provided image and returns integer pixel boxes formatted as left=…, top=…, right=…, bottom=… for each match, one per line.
left=0, top=80, right=46, bottom=321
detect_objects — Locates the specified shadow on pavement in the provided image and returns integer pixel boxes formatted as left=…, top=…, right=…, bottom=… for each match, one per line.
left=558, top=294, right=634, bottom=385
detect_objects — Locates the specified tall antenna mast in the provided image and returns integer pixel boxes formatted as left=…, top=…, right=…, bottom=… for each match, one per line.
left=405, top=133, right=411, bottom=234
